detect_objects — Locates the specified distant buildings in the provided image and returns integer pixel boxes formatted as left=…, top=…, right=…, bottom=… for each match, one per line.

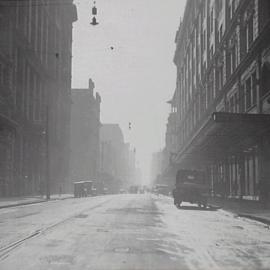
left=164, top=0, right=270, bottom=200
left=70, top=79, right=101, bottom=191
left=0, top=0, right=77, bottom=196
left=100, top=124, right=137, bottom=193
left=150, top=151, right=164, bottom=184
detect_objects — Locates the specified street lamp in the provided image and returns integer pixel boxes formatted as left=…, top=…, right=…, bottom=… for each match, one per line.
left=90, top=1, right=99, bottom=26
left=92, top=1, right=97, bottom=15
left=90, top=16, right=99, bottom=26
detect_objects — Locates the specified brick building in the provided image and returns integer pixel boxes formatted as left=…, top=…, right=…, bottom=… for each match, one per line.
left=169, top=0, right=270, bottom=200
left=0, top=0, right=77, bottom=196
left=70, top=79, right=101, bottom=190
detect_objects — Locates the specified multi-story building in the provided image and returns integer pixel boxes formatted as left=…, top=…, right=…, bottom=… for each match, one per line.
left=122, top=143, right=137, bottom=188
left=100, top=124, right=132, bottom=193
left=153, top=95, right=179, bottom=188
left=0, top=0, right=77, bottom=196
left=170, top=0, right=270, bottom=200
left=70, top=79, right=101, bottom=190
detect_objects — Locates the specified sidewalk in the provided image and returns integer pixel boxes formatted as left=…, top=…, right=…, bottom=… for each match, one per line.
left=209, top=196, right=270, bottom=225
left=0, top=194, right=74, bottom=209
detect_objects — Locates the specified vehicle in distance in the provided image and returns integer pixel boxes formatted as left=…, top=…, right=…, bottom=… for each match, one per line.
left=153, top=184, right=170, bottom=196
left=74, top=181, right=94, bottom=197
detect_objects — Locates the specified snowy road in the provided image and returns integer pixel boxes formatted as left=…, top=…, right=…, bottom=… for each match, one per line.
left=0, top=194, right=270, bottom=270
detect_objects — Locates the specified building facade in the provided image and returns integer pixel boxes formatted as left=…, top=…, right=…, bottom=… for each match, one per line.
left=0, top=0, right=77, bottom=196
left=70, top=79, right=101, bottom=190
left=100, top=124, right=134, bottom=193
left=170, top=0, right=270, bottom=200
left=150, top=151, right=164, bottom=184
left=122, top=143, right=137, bottom=188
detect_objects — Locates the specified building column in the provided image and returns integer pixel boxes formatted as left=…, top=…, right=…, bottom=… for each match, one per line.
left=238, top=154, right=245, bottom=199
left=224, top=158, right=230, bottom=197
left=258, top=136, right=270, bottom=202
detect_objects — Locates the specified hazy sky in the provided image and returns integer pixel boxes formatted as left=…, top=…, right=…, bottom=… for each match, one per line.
left=72, top=0, right=186, bottom=183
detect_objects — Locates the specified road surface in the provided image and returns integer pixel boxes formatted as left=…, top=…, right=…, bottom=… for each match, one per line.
left=0, top=194, right=270, bottom=270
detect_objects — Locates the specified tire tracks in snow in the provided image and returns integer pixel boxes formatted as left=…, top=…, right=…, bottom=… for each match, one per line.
left=0, top=197, right=113, bottom=260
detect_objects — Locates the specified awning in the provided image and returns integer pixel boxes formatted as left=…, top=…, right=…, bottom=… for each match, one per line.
left=174, top=112, right=270, bottom=167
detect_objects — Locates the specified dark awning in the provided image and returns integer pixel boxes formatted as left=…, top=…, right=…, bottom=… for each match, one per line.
left=174, top=112, right=270, bottom=167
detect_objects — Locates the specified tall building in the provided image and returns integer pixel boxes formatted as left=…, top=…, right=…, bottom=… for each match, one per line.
left=122, top=143, right=138, bottom=188
left=100, top=124, right=132, bottom=193
left=70, top=79, right=101, bottom=190
left=0, top=0, right=77, bottom=196
left=169, top=0, right=270, bottom=200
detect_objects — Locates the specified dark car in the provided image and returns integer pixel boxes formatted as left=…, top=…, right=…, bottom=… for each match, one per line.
left=154, top=184, right=170, bottom=196
left=172, top=169, right=209, bottom=208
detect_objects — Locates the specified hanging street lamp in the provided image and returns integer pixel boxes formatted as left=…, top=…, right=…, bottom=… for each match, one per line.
left=90, top=1, right=99, bottom=26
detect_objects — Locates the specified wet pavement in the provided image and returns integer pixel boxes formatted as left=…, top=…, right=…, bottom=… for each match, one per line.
left=0, top=194, right=270, bottom=270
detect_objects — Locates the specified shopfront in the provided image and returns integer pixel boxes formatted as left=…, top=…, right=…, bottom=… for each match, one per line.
left=174, top=112, right=270, bottom=200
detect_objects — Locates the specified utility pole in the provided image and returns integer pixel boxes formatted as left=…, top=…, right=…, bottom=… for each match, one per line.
left=46, top=103, right=50, bottom=200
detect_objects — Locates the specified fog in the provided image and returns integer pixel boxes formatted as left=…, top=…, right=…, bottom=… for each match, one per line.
left=72, top=0, right=187, bottom=184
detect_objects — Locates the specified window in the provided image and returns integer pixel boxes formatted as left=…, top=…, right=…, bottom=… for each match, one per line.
left=234, top=92, right=239, bottom=112
left=227, top=50, right=232, bottom=76
left=229, top=92, right=239, bottom=113
left=231, top=44, right=236, bottom=71
left=203, top=30, right=206, bottom=51
left=216, top=0, right=222, bottom=16
left=228, top=0, right=236, bottom=20
left=207, top=76, right=214, bottom=106
left=216, top=64, right=223, bottom=91
left=244, top=5, right=254, bottom=53
left=247, top=18, right=253, bottom=50
left=229, top=95, right=235, bottom=112
left=202, top=2, right=206, bottom=18
left=244, top=72, right=257, bottom=110
left=251, top=71, right=257, bottom=105
left=245, top=78, right=252, bottom=110
left=232, top=0, right=236, bottom=14
left=228, top=35, right=238, bottom=75
left=210, top=8, right=214, bottom=32
left=210, top=45, right=214, bottom=60
left=219, top=25, right=223, bottom=43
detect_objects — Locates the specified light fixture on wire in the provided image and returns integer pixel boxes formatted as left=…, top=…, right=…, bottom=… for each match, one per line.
left=90, top=1, right=99, bottom=26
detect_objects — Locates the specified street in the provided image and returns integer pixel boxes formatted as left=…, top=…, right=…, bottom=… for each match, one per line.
left=0, top=194, right=270, bottom=270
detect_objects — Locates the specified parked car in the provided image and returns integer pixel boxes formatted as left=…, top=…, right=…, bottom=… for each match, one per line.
left=154, top=184, right=170, bottom=196
left=74, top=181, right=93, bottom=197
left=172, top=169, right=209, bottom=208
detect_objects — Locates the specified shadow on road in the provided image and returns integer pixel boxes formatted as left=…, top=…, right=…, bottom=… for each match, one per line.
left=177, top=205, right=219, bottom=211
